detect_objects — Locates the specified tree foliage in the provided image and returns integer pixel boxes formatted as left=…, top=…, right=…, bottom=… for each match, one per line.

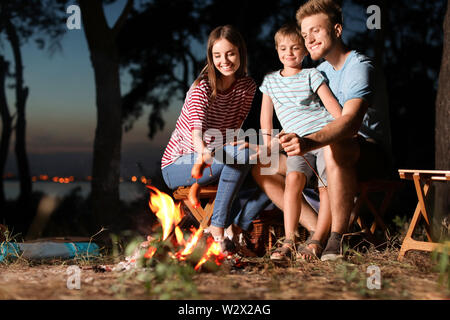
left=345, top=0, right=446, bottom=170
left=118, top=0, right=306, bottom=137
left=117, top=0, right=445, bottom=173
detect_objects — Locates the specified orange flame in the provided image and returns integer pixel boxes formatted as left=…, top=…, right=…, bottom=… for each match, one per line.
left=177, top=226, right=204, bottom=260
left=174, top=226, right=185, bottom=246
left=144, top=246, right=157, bottom=259
left=147, top=186, right=183, bottom=240
left=194, top=238, right=225, bottom=270
left=145, top=185, right=225, bottom=271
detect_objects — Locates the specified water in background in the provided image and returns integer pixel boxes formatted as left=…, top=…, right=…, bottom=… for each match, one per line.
left=4, top=181, right=149, bottom=203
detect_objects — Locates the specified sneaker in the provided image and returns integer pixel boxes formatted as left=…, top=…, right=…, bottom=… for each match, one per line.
left=235, top=232, right=257, bottom=257
left=213, top=236, right=236, bottom=255
left=320, top=232, right=344, bottom=262
left=220, top=238, right=237, bottom=255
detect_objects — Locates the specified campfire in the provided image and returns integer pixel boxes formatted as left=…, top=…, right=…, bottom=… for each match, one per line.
left=143, top=186, right=226, bottom=271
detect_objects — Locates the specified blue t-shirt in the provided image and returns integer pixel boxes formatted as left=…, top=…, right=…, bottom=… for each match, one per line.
left=317, top=50, right=392, bottom=154
left=259, top=68, right=335, bottom=137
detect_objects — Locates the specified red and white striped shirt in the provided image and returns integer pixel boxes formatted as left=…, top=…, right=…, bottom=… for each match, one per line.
left=161, top=76, right=256, bottom=168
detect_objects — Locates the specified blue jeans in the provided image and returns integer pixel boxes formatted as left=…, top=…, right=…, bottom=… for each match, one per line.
left=161, top=145, right=269, bottom=230
left=229, top=176, right=271, bottom=230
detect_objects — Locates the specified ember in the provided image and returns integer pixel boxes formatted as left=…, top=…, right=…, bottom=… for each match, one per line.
left=145, top=186, right=225, bottom=270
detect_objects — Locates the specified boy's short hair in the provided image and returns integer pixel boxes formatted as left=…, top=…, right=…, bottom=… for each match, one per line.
left=296, top=0, right=343, bottom=28
left=274, top=23, right=305, bottom=48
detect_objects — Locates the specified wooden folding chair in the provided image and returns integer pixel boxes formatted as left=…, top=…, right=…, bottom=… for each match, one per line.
left=173, top=185, right=218, bottom=228
left=397, top=169, right=450, bottom=261
left=349, top=179, right=403, bottom=242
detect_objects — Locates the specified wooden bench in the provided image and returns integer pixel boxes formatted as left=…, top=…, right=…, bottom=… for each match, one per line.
left=397, top=169, right=450, bottom=261
left=173, top=185, right=218, bottom=229
left=173, top=178, right=403, bottom=255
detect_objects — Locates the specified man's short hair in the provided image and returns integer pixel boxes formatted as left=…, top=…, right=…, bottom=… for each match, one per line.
left=296, top=0, right=343, bottom=28
left=274, top=23, right=305, bottom=48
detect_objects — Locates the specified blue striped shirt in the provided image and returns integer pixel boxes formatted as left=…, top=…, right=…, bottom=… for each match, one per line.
left=260, top=68, right=335, bottom=137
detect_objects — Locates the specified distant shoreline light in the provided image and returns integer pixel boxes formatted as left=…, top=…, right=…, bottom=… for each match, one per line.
left=4, top=173, right=149, bottom=184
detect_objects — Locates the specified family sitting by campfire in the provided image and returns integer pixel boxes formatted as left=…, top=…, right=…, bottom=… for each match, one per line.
left=160, top=0, right=391, bottom=262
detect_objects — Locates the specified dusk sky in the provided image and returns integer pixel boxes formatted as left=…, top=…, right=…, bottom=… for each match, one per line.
left=3, top=0, right=367, bottom=179
left=4, top=0, right=180, bottom=178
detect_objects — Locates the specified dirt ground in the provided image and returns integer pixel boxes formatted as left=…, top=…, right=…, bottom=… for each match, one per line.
left=0, top=243, right=449, bottom=300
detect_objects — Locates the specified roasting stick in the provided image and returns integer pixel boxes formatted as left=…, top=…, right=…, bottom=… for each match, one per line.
left=274, top=130, right=326, bottom=187
left=183, top=132, right=326, bottom=240
left=196, top=132, right=325, bottom=185
left=188, top=132, right=325, bottom=209
left=300, top=154, right=327, bottom=188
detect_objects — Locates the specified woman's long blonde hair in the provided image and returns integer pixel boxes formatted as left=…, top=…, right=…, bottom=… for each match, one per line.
left=193, top=25, right=248, bottom=100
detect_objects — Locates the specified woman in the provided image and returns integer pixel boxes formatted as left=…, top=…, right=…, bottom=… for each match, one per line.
left=161, top=25, right=256, bottom=253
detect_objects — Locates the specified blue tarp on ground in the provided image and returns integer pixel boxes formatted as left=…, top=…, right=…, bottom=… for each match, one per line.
left=0, top=241, right=100, bottom=262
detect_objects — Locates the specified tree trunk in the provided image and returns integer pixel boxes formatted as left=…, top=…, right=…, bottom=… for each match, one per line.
left=434, top=1, right=450, bottom=240
left=5, top=19, right=32, bottom=208
left=0, top=55, right=13, bottom=212
left=78, top=0, right=132, bottom=228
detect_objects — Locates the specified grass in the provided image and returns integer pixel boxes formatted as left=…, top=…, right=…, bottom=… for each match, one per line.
left=109, top=233, right=200, bottom=299
left=432, top=242, right=450, bottom=291
left=1, top=211, right=450, bottom=300
left=0, top=225, right=27, bottom=264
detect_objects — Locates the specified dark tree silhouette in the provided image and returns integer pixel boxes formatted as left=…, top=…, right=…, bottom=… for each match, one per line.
left=78, top=0, right=134, bottom=228
left=0, top=56, right=12, bottom=210
left=0, top=0, right=66, bottom=232
left=4, top=18, right=31, bottom=209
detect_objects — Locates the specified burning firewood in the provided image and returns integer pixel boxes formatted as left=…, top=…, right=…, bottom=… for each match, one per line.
left=109, top=185, right=244, bottom=274
left=143, top=185, right=227, bottom=271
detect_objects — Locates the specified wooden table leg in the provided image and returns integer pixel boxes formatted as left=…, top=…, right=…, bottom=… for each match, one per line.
left=398, top=178, right=443, bottom=260
left=413, top=174, right=433, bottom=242
left=397, top=169, right=450, bottom=261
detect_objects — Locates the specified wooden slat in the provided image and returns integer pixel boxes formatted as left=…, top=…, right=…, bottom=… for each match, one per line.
left=173, top=186, right=218, bottom=199
left=398, top=169, right=450, bottom=181
left=173, top=186, right=218, bottom=227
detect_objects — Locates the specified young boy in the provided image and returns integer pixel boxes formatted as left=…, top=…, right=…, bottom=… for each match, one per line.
left=259, top=24, right=342, bottom=261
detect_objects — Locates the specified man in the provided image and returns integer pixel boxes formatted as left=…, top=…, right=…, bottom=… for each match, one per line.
left=252, top=0, right=391, bottom=261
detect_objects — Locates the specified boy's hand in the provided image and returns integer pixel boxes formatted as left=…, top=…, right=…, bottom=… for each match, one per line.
left=278, top=132, right=308, bottom=156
